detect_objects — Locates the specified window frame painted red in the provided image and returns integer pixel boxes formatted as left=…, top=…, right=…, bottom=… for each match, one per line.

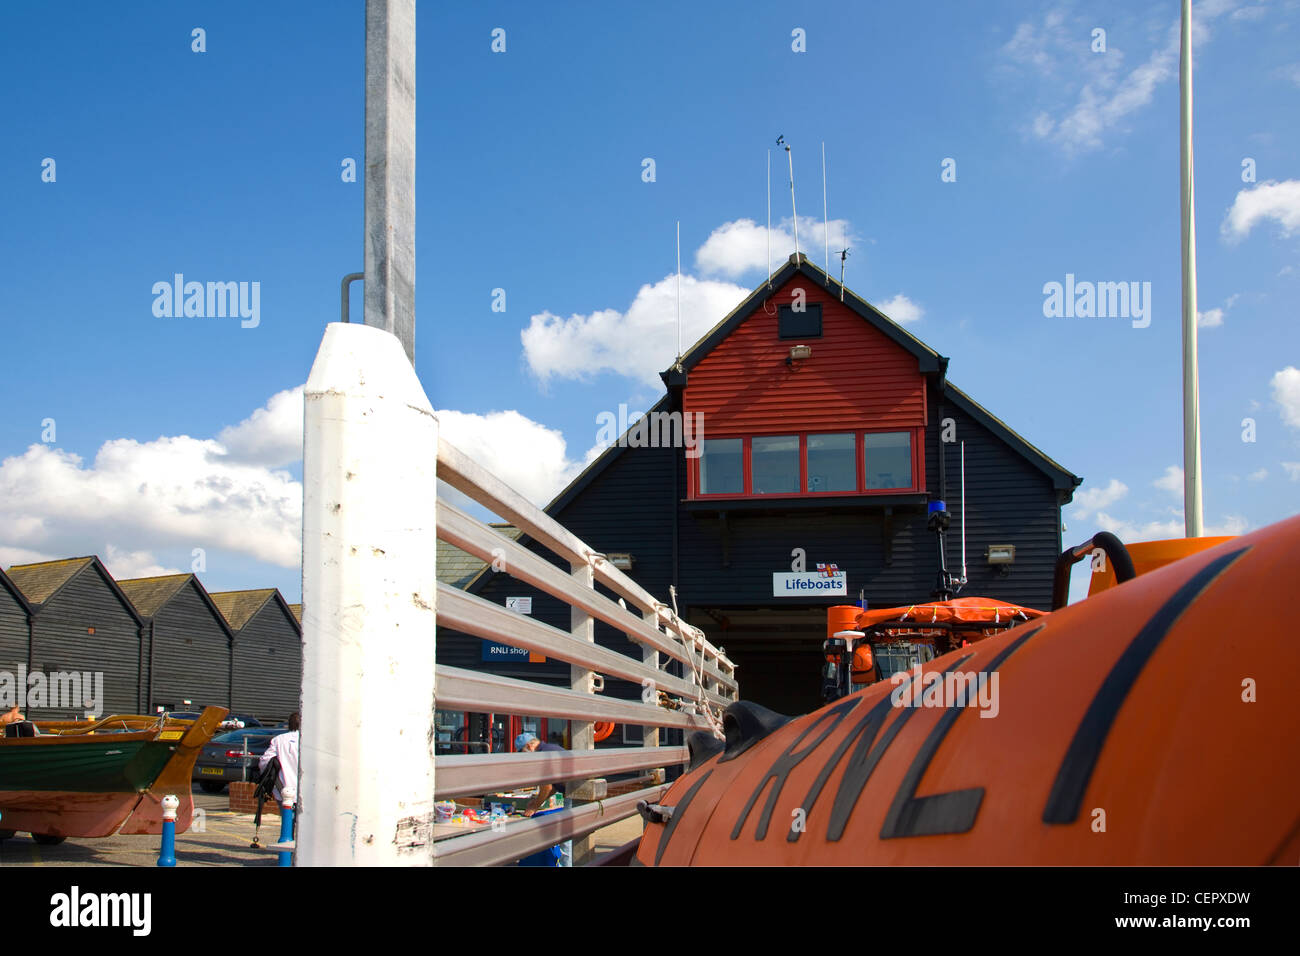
left=689, top=426, right=925, bottom=500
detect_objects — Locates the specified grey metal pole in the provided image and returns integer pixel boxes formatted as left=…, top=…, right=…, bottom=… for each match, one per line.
left=1180, top=0, right=1204, bottom=537
left=364, top=0, right=416, bottom=363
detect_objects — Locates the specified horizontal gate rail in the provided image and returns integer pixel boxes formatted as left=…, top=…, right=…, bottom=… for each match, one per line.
left=437, top=584, right=732, bottom=709
left=435, top=666, right=716, bottom=730
left=438, top=437, right=736, bottom=689
left=439, top=501, right=736, bottom=694
left=434, top=746, right=688, bottom=799
left=432, top=785, right=668, bottom=867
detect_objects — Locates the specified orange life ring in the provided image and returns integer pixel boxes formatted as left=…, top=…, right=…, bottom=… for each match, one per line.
left=593, top=721, right=616, bottom=742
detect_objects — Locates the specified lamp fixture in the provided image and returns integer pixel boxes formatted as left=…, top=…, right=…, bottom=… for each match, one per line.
left=986, top=544, right=1015, bottom=565
left=606, top=552, right=636, bottom=571
left=787, top=344, right=812, bottom=366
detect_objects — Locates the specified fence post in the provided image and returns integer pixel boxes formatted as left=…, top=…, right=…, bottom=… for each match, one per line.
left=568, top=560, right=597, bottom=865
left=641, top=608, right=663, bottom=785
left=299, top=322, right=438, bottom=865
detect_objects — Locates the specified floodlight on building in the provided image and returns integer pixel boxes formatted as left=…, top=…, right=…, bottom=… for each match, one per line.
left=607, top=553, right=636, bottom=571
left=787, top=344, right=812, bottom=366
left=986, top=544, right=1016, bottom=566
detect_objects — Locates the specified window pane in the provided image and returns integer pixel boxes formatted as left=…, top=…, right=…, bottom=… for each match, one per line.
left=778, top=303, right=822, bottom=339
left=864, top=432, right=912, bottom=489
left=752, top=435, right=799, bottom=494
left=699, top=438, right=743, bottom=494
left=807, top=433, right=856, bottom=492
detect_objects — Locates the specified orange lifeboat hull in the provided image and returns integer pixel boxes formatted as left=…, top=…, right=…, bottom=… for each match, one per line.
left=637, top=515, right=1300, bottom=865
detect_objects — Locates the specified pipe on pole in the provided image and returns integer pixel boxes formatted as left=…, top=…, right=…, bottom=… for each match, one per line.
left=1180, top=0, right=1204, bottom=537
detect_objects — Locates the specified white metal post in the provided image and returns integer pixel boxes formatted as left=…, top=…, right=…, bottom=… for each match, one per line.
left=299, top=322, right=438, bottom=865
left=642, top=608, right=663, bottom=785
left=569, top=560, right=597, bottom=864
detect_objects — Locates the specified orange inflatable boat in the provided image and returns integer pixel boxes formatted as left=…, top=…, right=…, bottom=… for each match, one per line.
left=635, top=515, right=1299, bottom=865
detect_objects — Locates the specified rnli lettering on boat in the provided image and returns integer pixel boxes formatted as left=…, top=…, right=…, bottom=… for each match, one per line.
left=48, top=885, right=151, bottom=936
left=773, top=572, right=846, bottom=596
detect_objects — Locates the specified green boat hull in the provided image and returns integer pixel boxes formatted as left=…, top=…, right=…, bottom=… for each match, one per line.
left=0, top=739, right=176, bottom=793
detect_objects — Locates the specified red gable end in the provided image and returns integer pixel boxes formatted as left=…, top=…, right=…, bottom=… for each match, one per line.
left=684, top=275, right=926, bottom=434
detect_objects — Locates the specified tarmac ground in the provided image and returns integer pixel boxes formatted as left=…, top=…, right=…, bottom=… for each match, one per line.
left=0, top=785, right=644, bottom=866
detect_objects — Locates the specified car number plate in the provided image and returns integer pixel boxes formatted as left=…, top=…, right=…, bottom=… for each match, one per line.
left=201, top=767, right=224, bottom=775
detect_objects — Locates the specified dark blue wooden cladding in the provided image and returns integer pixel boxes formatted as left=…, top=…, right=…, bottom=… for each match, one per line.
left=146, top=580, right=232, bottom=712
left=0, top=574, right=28, bottom=677
left=27, top=564, right=142, bottom=717
left=230, top=597, right=301, bottom=722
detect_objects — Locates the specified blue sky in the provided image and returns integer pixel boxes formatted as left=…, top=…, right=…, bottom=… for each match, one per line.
left=2, top=0, right=1297, bottom=603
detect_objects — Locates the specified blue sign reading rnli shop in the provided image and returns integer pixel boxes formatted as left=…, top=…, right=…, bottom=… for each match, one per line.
left=482, top=641, right=531, bottom=661
left=772, top=565, right=847, bottom=596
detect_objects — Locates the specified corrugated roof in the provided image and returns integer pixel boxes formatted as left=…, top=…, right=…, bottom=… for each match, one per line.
left=117, top=574, right=192, bottom=618
left=6, top=556, right=94, bottom=605
left=438, top=524, right=521, bottom=589
left=209, top=588, right=277, bottom=631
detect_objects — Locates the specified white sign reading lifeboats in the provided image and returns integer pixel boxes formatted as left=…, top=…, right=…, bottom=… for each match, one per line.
left=773, top=564, right=847, bottom=596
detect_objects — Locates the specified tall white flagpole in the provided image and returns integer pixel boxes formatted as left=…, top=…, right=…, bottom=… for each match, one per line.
left=1180, top=0, right=1204, bottom=537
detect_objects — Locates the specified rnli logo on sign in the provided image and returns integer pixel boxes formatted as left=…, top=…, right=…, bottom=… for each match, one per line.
left=773, top=570, right=847, bottom=596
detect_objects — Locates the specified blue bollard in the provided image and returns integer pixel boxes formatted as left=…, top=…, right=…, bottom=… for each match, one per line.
left=277, top=788, right=295, bottom=867
left=157, top=794, right=178, bottom=867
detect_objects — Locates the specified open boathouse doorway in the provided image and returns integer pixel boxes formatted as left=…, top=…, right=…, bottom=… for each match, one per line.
left=689, top=606, right=828, bottom=718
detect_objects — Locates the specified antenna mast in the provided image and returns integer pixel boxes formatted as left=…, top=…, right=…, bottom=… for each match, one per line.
left=838, top=247, right=850, bottom=301
left=777, top=135, right=798, bottom=258
left=766, top=149, right=772, bottom=284
left=675, top=220, right=682, bottom=365
left=822, top=141, right=829, bottom=280
left=960, top=440, right=967, bottom=588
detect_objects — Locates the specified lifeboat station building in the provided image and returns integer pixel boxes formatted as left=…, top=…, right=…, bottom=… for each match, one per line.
left=437, top=253, right=1081, bottom=720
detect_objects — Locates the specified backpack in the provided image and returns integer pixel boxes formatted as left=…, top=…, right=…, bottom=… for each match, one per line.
left=249, top=756, right=281, bottom=847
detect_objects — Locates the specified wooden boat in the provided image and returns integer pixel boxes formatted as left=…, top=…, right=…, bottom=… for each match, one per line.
left=635, top=515, right=1298, bottom=865
left=0, top=705, right=227, bottom=841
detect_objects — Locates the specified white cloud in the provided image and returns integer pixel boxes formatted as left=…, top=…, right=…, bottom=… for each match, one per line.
left=1282, top=462, right=1300, bottom=481
left=216, top=386, right=304, bottom=467
left=435, top=408, right=596, bottom=510
left=1092, top=511, right=1184, bottom=542
left=521, top=273, right=748, bottom=388
left=1272, top=367, right=1300, bottom=428
left=1222, top=180, right=1300, bottom=242
left=874, top=294, right=924, bottom=324
left=1069, top=477, right=1128, bottom=518
left=1196, top=293, right=1238, bottom=328
left=695, top=217, right=857, bottom=279
left=1003, top=3, right=1239, bottom=155
left=1153, top=465, right=1184, bottom=495
left=0, top=434, right=302, bottom=570
left=1247, top=468, right=1268, bottom=482
left=1091, top=510, right=1247, bottom=543
left=102, top=545, right=182, bottom=580
left=0, top=387, right=610, bottom=577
